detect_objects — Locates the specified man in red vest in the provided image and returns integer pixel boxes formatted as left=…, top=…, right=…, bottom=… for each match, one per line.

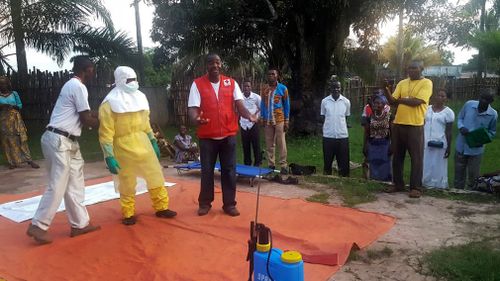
left=188, top=54, right=257, bottom=216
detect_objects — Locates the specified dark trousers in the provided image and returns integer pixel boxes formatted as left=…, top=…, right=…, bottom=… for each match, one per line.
left=241, top=125, right=262, bottom=166
left=199, top=136, right=237, bottom=210
left=323, top=137, right=350, bottom=177
left=391, top=124, right=424, bottom=190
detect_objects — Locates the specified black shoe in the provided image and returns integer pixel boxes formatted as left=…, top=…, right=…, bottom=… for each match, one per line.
left=70, top=223, right=101, bottom=237
left=223, top=206, right=240, bottom=217
left=122, top=216, right=137, bottom=225
left=197, top=206, right=211, bottom=216
left=27, top=224, right=52, bottom=244
left=269, top=165, right=276, bottom=170
left=156, top=209, right=177, bottom=218
left=280, top=167, right=289, bottom=175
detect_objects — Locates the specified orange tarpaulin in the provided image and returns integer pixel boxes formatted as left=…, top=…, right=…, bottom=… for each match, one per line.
left=0, top=178, right=395, bottom=281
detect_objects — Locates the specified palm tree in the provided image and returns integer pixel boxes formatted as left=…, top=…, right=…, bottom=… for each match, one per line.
left=71, top=27, right=137, bottom=72
left=1, top=0, right=122, bottom=81
left=448, top=0, right=500, bottom=77
left=381, top=30, right=443, bottom=72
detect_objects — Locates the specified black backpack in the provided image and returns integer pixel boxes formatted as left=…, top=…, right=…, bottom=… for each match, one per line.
left=289, top=163, right=316, bottom=176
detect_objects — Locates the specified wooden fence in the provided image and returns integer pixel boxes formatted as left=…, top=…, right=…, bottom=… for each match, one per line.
left=7, top=69, right=173, bottom=127
left=13, top=69, right=488, bottom=128
left=345, top=77, right=500, bottom=110
left=170, top=76, right=191, bottom=126
left=169, top=76, right=500, bottom=127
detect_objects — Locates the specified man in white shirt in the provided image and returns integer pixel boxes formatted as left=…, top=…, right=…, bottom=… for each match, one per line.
left=188, top=54, right=257, bottom=217
left=27, top=56, right=100, bottom=244
left=320, top=80, right=351, bottom=176
left=240, top=79, right=262, bottom=166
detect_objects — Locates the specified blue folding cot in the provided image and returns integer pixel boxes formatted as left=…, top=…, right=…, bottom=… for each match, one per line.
left=173, top=162, right=274, bottom=186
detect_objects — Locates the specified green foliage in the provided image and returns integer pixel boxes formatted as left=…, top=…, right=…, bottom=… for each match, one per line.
left=381, top=29, right=444, bottom=70
left=470, top=30, right=500, bottom=73
left=424, top=240, right=500, bottom=281
left=0, top=0, right=136, bottom=73
left=150, top=0, right=400, bottom=99
left=70, top=27, right=137, bottom=69
left=345, top=47, right=379, bottom=83
left=143, top=49, right=171, bottom=87
left=472, top=31, right=500, bottom=59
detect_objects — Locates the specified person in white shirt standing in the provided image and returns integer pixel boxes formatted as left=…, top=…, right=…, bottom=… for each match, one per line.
left=27, top=56, right=100, bottom=244
left=240, top=79, right=262, bottom=166
left=320, top=79, right=351, bottom=177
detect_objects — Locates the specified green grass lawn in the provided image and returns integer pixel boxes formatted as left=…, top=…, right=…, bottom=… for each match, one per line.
left=424, top=239, right=500, bottom=281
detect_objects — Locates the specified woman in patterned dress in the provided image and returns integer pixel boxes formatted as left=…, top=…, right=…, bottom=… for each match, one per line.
left=0, top=76, right=39, bottom=169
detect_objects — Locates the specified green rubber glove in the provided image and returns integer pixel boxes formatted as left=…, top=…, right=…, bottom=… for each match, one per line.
left=151, top=139, right=161, bottom=160
left=105, top=156, right=121, bottom=175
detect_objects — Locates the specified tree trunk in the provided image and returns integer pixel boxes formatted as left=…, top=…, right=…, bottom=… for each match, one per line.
left=281, top=11, right=349, bottom=135
left=396, top=4, right=405, bottom=80
left=476, top=0, right=486, bottom=78
left=134, top=0, right=145, bottom=84
left=10, top=0, right=28, bottom=82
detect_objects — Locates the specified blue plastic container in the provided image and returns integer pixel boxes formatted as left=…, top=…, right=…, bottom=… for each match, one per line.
left=254, top=248, right=304, bottom=281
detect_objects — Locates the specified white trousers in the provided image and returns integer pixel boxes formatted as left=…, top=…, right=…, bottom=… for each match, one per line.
left=32, top=131, right=89, bottom=230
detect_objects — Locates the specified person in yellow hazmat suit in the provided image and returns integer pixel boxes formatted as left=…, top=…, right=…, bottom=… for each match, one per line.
left=99, top=66, right=177, bottom=225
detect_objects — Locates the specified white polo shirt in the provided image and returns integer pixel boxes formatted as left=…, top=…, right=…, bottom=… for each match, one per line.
left=320, top=94, right=351, bottom=138
left=240, top=92, right=261, bottom=130
left=47, top=78, right=90, bottom=136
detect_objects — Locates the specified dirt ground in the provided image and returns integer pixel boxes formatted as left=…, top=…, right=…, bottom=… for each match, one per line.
left=1, top=159, right=499, bottom=281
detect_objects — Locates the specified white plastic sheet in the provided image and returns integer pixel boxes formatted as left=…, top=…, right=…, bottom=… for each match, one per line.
left=0, top=179, right=176, bottom=223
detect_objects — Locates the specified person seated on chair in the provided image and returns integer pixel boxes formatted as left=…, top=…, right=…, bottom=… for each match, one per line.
left=173, top=125, right=199, bottom=163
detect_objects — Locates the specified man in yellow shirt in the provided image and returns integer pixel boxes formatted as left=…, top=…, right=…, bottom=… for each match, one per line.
left=384, top=61, right=432, bottom=198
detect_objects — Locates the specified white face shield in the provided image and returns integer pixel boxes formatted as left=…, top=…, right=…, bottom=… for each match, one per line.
left=114, top=66, right=139, bottom=93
